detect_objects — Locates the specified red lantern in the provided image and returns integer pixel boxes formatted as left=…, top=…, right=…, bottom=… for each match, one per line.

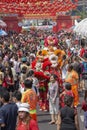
left=64, top=0, right=70, bottom=2
left=15, top=0, right=20, bottom=4
left=73, top=0, right=78, bottom=2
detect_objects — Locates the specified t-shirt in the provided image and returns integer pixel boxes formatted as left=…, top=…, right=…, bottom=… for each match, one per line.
left=60, top=106, right=76, bottom=129
left=0, top=103, right=18, bottom=130
left=17, top=119, right=39, bottom=130
left=82, top=61, right=87, bottom=72
left=29, top=119, right=39, bottom=130
left=60, top=90, right=74, bottom=108
left=14, top=61, right=20, bottom=74
left=21, top=89, right=37, bottom=112
left=80, top=48, right=85, bottom=57
left=66, top=39, right=71, bottom=48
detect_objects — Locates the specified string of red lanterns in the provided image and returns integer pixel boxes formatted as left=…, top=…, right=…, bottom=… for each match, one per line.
left=0, top=0, right=78, bottom=18
left=0, top=0, right=78, bottom=3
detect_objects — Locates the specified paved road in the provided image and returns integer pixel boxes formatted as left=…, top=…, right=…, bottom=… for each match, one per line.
left=37, top=109, right=84, bottom=130
left=37, top=110, right=56, bottom=130
left=37, top=91, right=85, bottom=130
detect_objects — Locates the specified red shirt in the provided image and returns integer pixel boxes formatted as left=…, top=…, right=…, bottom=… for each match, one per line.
left=3, top=77, right=13, bottom=88
left=80, top=48, right=85, bottom=57
left=60, top=90, right=74, bottom=108
left=66, top=90, right=74, bottom=97
left=68, top=51, right=71, bottom=57
left=17, top=119, right=39, bottom=130
left=82, top=101, right=87, bottom=111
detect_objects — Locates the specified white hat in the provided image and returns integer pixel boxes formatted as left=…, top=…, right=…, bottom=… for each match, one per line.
left=18, top=103, right=30, bottom=113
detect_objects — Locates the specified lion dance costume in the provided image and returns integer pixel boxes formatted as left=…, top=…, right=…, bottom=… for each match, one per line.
left=31, top=35, right=65, bottom=111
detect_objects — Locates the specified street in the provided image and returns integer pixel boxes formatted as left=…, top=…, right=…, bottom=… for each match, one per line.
left=37, top=92, right=85, bottom=130
left=38, top=110, right=56, bottom=130
left=37, top=107, right=84, bottom=130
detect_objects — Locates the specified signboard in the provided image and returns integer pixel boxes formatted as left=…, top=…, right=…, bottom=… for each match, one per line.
left=22, top=25, right=53, bottom=30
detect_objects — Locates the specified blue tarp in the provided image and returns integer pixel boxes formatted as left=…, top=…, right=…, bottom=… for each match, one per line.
left=0, top=30, right=7, bottom=36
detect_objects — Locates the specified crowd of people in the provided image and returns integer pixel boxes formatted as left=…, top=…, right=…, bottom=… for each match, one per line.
left=0, top=28, right=87, bottom=130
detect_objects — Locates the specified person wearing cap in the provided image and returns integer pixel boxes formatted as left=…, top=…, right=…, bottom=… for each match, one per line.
left=16, top=103, right=39, bottom=130
left=20, top=57, right=28, bottom=72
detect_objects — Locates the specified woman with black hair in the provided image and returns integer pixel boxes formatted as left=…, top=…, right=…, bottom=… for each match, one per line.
left=47, top=74, right=59, bottom=124
left=3, top=67, right=14, bottom=92
left=57, top=95, right=79, bottom=130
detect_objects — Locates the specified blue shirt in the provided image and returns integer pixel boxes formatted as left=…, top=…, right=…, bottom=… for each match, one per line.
left=0, top=103, right=18, bottom=130
left=82, top=61, right=87, bottom=72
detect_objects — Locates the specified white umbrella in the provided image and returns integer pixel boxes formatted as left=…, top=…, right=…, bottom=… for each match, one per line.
left=0, top=20, right=7, bottom=27
left=74, top=18, right=87, bottom=37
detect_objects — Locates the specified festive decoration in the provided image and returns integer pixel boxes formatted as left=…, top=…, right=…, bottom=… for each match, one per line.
left=0, top=0, right=78, bottom=18
left=31, top=35, right=64, bottom=111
